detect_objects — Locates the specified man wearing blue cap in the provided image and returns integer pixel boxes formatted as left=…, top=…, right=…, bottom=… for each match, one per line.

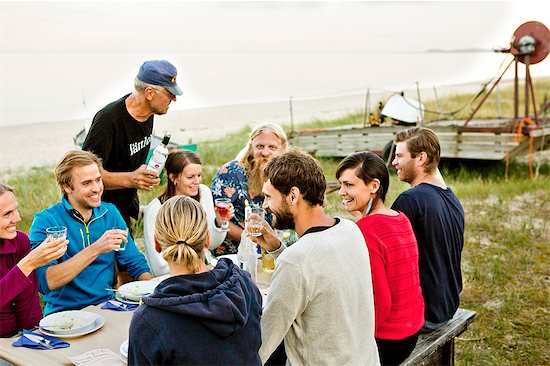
left=83, top=60, right=183, bottom=229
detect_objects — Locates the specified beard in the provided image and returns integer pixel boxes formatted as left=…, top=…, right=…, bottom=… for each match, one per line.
left=247, top=158, right=269, bottom=197
left=271, top=200, right=295, bottom=230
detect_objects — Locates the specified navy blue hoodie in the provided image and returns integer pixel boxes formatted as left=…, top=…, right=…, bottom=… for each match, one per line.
left=128, top=258, right=262, bottom=366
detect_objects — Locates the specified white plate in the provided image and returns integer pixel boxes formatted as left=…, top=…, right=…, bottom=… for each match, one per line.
left=217, top=254, right=239, bottom=265
left=39, top=313, right=105, bottom=338
left=120, top=340, right=129, bottom=364
left=39, top=310, right=96, bottom=335
left=114, top=294, right=141, bottom=305
left=117, top=281, right=157, bottom=302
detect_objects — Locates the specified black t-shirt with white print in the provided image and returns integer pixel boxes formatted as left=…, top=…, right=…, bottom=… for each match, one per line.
left=83, top=94, right=153, bottom=223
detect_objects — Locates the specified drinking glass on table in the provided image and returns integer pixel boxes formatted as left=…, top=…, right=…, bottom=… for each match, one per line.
left=245, top=206, right=265, bottom=237
left=214, top=198, right=232, bottom=232
left=46, top=226, right=67, bottom=241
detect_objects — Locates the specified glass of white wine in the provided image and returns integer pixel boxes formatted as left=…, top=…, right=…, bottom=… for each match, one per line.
left=245, top=206, right=265, bottom=237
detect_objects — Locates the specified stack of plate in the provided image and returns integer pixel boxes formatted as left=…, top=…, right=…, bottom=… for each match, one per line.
left=120, top=340, right=129, bottom=364
left=39, top=310, right=105, bottom=338
left=116, top=280, right=157, bottom=304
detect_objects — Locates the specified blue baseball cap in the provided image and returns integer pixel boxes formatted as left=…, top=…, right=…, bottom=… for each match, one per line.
left=137, top=60, right=183, bottom=96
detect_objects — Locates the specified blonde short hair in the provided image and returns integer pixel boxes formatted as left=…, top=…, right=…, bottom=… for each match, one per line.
left=154, top=196, right=209, bottom=273
left=55, top=150, right=102, bottom=194
left=0, top=183, right=14, bottom=196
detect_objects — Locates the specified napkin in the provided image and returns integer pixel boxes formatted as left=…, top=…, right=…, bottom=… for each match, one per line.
left=101, top=299, right=139, bottom=311
left=12, top=329, right=70, bottom=350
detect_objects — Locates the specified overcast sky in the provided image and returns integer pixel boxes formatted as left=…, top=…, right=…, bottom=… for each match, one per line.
left=1, top=1, right=549, bottom=54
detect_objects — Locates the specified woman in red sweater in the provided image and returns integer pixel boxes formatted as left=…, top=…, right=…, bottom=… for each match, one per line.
left=336, top=152, right=424, bottom=365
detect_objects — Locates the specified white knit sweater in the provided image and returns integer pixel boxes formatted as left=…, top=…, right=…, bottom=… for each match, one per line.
left=260, top=218, right=380, bottom=366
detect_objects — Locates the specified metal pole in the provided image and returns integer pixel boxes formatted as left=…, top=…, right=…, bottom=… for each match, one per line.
left=464, top=58, right=514, bottom=127
left=416, top=82, right=424, bottom=125
left=433, top=85, right=443, bottom=120
left=514, top=58, right=519, bottom=120
left=289, top=97, right=294, bottom=133
left=496, top=83, right=501, bottom=117
left=524, top=55, right=530, bottom=118
left=363, top=88, right=370, bottom=127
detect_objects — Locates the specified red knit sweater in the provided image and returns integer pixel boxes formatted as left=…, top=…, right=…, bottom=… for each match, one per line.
left=357, top=212, right=424, bottom=340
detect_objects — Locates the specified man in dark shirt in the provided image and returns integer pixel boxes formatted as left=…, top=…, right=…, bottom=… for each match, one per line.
left=83, top=60, right=183, bottom=227
left=391, top=127, right=464, bottom=332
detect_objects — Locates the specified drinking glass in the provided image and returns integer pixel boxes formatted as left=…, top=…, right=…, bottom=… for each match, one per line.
left=214, top=198, right=232, bottom=232
left=261, top=248, right=275, bottom=272
left=46, top=226, right=67, bottom=241
left=245, top=206, right=265, bottom=237
left=112, top=227, right=128, bottom=251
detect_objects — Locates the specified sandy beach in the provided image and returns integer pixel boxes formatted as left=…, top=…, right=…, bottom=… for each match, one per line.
left=0, top=80, right=518, bottom=172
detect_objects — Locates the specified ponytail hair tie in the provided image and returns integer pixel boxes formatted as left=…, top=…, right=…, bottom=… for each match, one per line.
left=176, top=240, right=188, bottom=246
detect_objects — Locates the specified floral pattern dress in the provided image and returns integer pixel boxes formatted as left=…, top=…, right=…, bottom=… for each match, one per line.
left=210, top=160, right=266, bottom=255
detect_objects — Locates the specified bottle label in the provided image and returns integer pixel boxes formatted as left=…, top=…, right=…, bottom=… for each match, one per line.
left=146, top=152, right=167, bottom=175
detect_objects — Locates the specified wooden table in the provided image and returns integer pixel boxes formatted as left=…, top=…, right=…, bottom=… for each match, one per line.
left=0, top=260, right=273, bottom=365
left=0, top=305, right=132, bottom=366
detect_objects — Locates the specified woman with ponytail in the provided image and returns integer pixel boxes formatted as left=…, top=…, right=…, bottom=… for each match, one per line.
left=129, top=196, right=262, bottom=365
left=336, top=152, right=424, bottom=365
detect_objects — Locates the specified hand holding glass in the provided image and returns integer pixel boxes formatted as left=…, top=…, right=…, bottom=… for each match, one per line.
left=46, top=226, right=67, bottom=241
left=112, top=228, right=128, bottom=251
left=246, top=206, right=265, bottom=237
left=215, top=198, right=232, bottom=232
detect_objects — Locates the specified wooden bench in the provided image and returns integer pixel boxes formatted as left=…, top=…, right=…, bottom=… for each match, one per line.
left=402, top=308, right=476, bottom=366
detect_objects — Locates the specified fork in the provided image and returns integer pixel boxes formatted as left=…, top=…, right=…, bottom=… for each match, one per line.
left=108, top=299, right=129, bottom=311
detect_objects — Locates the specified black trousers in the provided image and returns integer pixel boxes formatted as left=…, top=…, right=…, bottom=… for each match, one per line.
left=265, top=341, right=287, bottom=366
left=376, top=332, right=419, bottom=365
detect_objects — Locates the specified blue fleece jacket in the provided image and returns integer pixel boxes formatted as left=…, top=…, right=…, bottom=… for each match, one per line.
left=29, top=196, right=151, bottom=315
left=129, top=258, right=262, bottom=366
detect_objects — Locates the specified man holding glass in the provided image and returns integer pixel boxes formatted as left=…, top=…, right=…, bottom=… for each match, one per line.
left=29, top=150, right=152, bottom=316
left=83, top=60, right=183, bottom=228
left=251, top=149, right=380, bottom=365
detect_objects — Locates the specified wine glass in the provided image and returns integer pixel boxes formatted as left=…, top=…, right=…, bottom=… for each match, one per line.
left=214, top=198, right=232, bottom=232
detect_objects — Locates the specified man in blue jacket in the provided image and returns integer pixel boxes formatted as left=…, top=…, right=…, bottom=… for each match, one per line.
left=29, top=150, right=152, bottom=315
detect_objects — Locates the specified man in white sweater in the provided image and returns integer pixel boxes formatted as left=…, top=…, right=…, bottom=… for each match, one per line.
left=253, top=149, right=379, bottom=366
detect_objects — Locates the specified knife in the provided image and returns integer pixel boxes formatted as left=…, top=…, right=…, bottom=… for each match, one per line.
left=23, top=333, right=55, bottom=350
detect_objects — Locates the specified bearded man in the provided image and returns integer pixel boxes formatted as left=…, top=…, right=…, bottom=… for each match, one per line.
left=210, top=122, right=287, bottom=255
left=251, top=149, right=379, bottom=365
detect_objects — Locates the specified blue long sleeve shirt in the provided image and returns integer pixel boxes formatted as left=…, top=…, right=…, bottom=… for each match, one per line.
left=29, top=196, right=151, bottom=315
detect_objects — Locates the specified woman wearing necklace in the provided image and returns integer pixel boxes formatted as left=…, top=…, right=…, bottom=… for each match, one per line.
left=336, top=152, right=424, bottom=365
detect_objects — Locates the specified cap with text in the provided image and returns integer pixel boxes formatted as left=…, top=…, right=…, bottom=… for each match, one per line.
left=137, top=60, right=183, bottom=96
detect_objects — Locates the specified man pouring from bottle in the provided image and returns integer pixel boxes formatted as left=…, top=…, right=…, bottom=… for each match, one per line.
left=83, top=60, right=183, bottom=228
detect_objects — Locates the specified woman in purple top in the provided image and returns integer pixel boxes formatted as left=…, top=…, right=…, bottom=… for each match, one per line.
left=0, top=183, right=67, bottom=337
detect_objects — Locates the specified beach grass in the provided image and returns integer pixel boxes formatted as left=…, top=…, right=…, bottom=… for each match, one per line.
left=3, top=82, right=550, bottom=365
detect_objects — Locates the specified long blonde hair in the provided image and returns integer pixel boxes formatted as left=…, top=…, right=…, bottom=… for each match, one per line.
left=154, top=196, right=209, bottom=273
left=235, top=122, right=288, bottom=165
